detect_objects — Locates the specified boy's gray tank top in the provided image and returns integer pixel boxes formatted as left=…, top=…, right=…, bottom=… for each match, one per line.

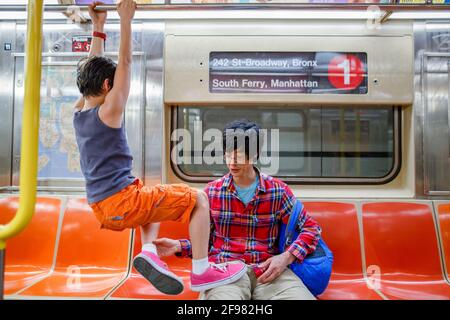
left=73, top=106, right=135, bottom=204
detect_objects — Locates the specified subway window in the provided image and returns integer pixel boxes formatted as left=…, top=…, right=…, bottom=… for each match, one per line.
left=11, top=50, right=144, bottom=189
left=171, top=106, right=399, bottom=183
left=13, top=63, right=84, bottom=184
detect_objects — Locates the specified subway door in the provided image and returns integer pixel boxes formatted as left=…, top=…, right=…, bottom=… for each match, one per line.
left=422, top=23, right=450, bottom=197
left=0, top=22, right=15, bottom=189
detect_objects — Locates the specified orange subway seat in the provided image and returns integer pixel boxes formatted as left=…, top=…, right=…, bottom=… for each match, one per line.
left=17, top=198, right=131, bottom=298
left=110, top=221, right=199, bottom=300
left=0, top=197, right=61, bottom=296
left=303, top=202, right=383, bottom=300
left=115, top=201, right=385, bottom=300
left=362, top=202, right=450, bottom=300
left=436, top=203, right=450, bottom=280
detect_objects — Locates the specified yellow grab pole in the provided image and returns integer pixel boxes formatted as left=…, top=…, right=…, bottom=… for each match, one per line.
left=0, top=0, right=44, bottom=250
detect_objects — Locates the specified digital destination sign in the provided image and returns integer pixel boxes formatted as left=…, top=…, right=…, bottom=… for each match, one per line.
left=209, top=52, right=368, bottom=94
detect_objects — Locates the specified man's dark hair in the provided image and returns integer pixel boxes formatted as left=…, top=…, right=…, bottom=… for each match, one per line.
left=222, top=119, right=263, bottom=160
left=76, top=56, right=116, bottom=97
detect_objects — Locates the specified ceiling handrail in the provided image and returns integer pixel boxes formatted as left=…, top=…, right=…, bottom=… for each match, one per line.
left=0, top=3, right=449, bottom=12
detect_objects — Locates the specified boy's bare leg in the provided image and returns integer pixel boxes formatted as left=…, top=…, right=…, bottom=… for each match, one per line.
left=189, top=191, right=210, bottom=260
left=135, top=188, right=247, bottom=293
left=140, top=223, right=160, bottom=254
left=188, top=190, right=247, bottom=291
left=133, top=192, right=211, bottom=294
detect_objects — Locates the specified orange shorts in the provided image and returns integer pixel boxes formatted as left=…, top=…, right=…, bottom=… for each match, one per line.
left=90, top=179, right=198, bottom=231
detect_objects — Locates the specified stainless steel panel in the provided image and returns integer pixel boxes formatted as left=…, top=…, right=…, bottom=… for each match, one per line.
left=423, top=51, right=450, bottom=195
left=165, top=20, right=413, bottom=38
left=0, top=22, right=15, bottom=187
left=426, top=23, right=450, bottom=53
left=124, top=23, right=146, bottom=180
left=142, top=22, right=164, bottom=186
left=421, top=22, right=450, bottom=197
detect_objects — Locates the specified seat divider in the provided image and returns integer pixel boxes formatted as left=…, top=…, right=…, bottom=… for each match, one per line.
left=432, top=201, right=450, bottom=285
left=357, top=201, right=388, bottom=300
left=104, top=228, right=136, bottom=300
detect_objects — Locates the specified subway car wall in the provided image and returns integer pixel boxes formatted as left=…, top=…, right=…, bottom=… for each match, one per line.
left=0, top=18, right=448, bottom=201
left=1, top=11, right=450, bottom=301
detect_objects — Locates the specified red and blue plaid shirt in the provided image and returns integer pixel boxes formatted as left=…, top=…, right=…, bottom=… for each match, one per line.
left=178, top=169, right=321, bottom=271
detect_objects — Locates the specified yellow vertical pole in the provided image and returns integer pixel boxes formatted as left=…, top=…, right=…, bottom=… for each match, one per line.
left=0, top=0, right=44, bottom=297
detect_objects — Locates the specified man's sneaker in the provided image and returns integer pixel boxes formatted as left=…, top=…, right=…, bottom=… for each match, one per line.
left=133, top=251, right=184, bottom=295
left=190, top=261, right=247, bottom=292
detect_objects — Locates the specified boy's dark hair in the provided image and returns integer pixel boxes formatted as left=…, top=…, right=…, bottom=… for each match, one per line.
left=222, top=119, right=263, bottom=160
left=76, top=56, right=116, bottom=97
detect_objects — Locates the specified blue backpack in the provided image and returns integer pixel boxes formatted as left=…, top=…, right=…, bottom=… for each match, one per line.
left=279, top=200, right=333, bottom=297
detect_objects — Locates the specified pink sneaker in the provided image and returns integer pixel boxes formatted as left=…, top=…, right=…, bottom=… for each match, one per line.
left=133, top=251, right=184, bottom=295
left=190, top=261, right=247, bottom=292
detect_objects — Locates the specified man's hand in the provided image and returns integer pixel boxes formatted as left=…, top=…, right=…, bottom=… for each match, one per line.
left=257, top=251, right=296, bottom=284
left=153, top=238, right=181, bottom=257
left=88, top=1, right=107, bottom=30
left=117, top=0, right=137, bottom=23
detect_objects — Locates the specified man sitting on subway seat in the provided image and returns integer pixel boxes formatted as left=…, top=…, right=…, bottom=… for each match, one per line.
left=154, top=119, right=321, bottom=300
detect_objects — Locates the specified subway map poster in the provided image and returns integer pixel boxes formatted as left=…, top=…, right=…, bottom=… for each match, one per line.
left=37, top=66, right=82, bottom=179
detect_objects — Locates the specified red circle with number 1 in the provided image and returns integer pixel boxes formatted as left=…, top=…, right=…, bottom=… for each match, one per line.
left=328, top=54, right=365, bottom=90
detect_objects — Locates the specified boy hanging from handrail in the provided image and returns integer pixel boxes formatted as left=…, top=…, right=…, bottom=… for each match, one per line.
left=73, top=0, right=246, bottom=295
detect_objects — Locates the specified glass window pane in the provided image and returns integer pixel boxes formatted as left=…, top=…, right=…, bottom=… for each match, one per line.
left=321, top=107, right=394, bottom=177
left=172, top=105, right=396, bottom=182
left=39, top=65, right=83, bottom=180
